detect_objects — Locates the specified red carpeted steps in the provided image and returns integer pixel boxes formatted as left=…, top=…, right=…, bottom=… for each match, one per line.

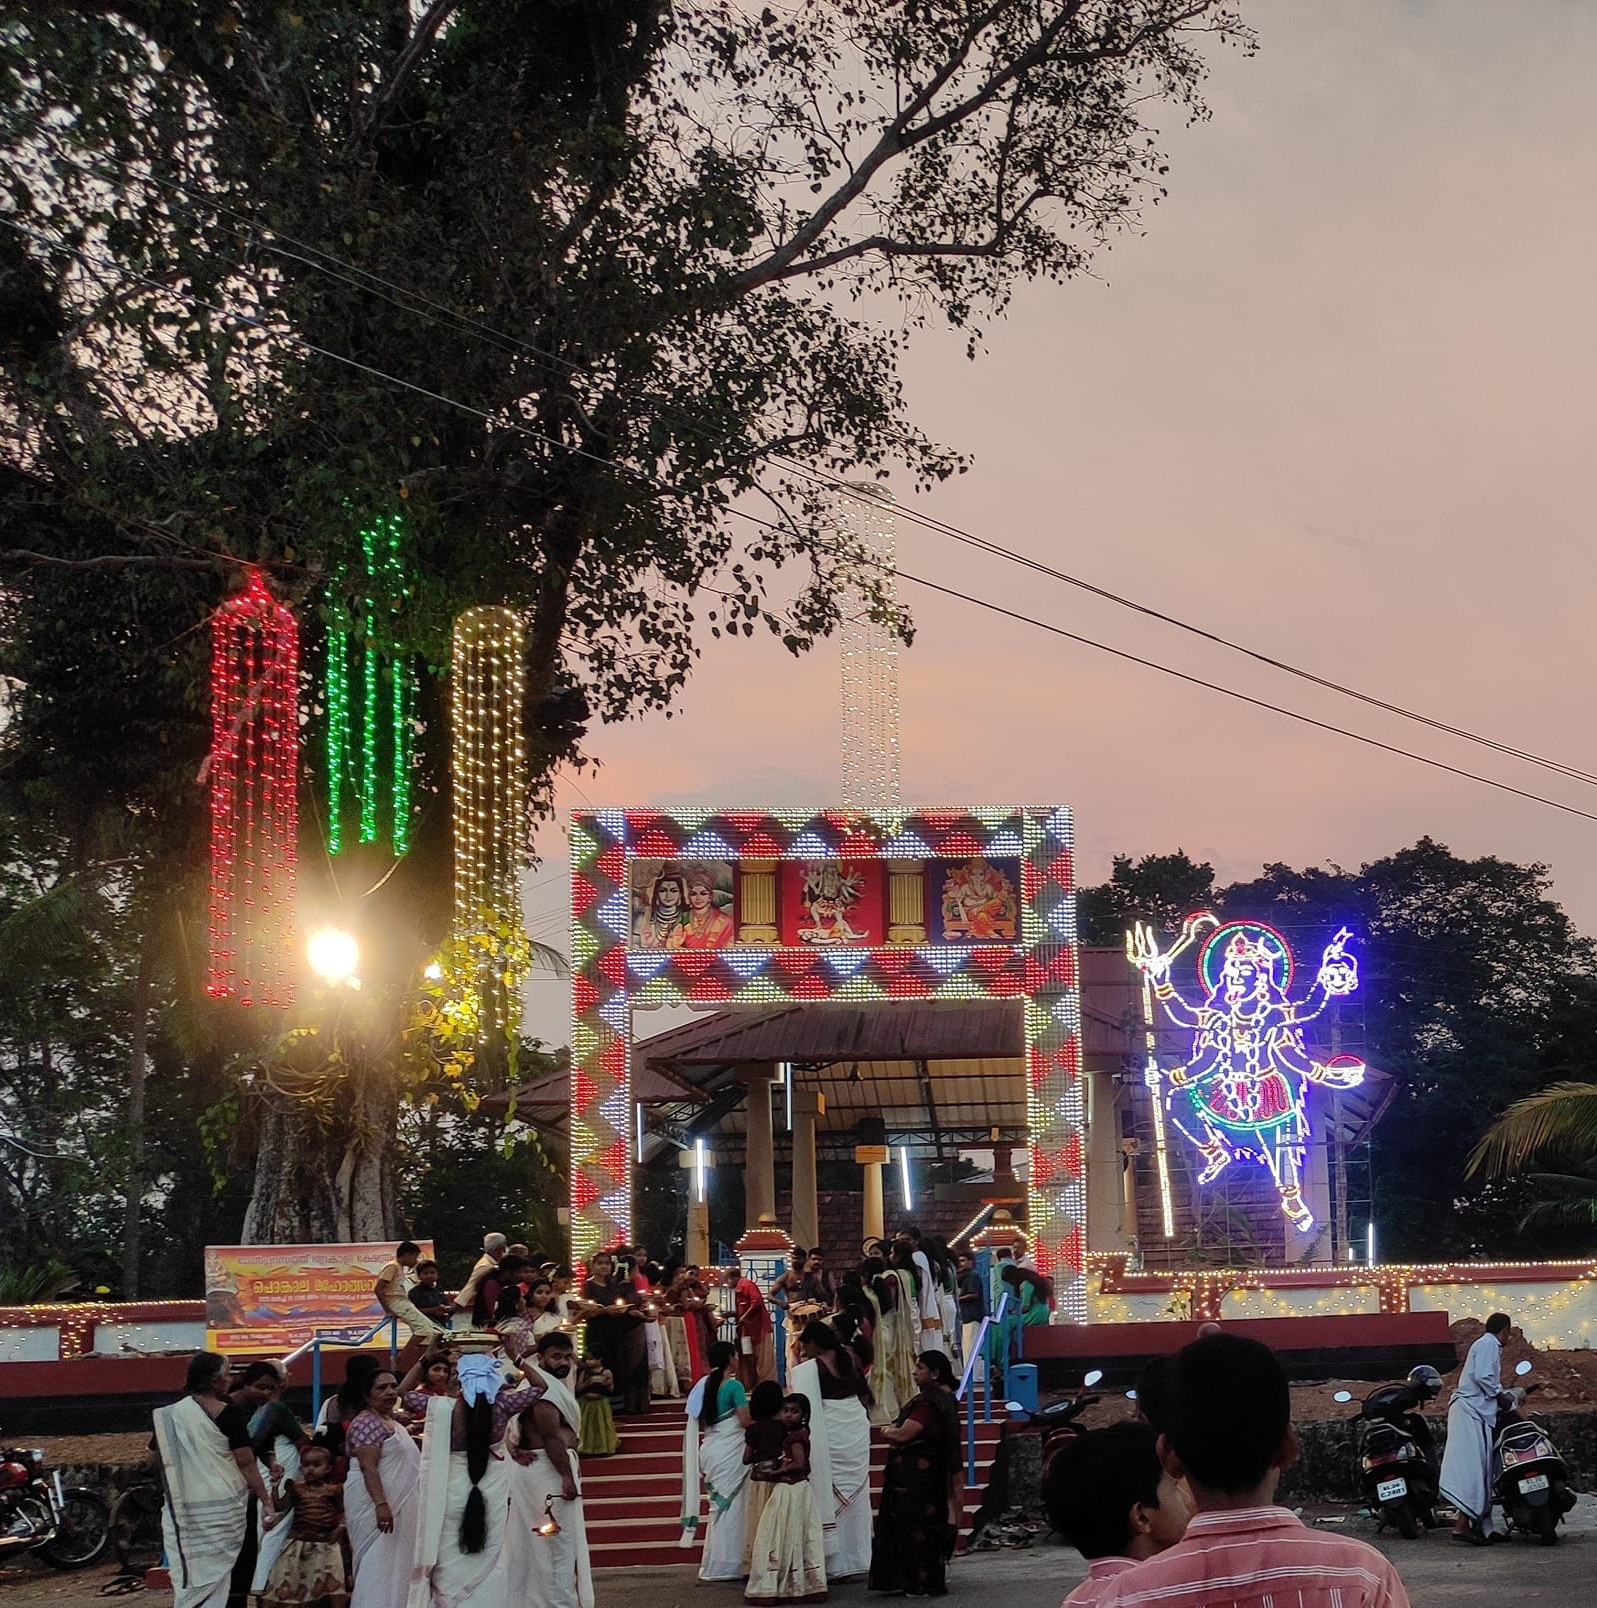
left=585, top=1398, right=1003, bottom=1571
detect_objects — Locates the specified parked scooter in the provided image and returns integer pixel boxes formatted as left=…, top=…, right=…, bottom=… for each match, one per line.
left=1037, top=1369, right=1103, bottom=1474
left=1338, top=1367, right=1443, bottom=1539
left=1492, top=1370, right=1576, bottom=1546
left=0, top=1433, right=110, bottom=1569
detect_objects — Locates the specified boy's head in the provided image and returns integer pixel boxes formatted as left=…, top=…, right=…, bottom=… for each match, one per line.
left=1043, top=1423, right=1189, bottom=1562
left=1132, top=1355, right=1172, bottom=1438
left=396, top=1240, right=421, bottom=1267
left=299, top=1443, right=335, bottom=1482
left=1163, top=1335, right=1296, bottom=1501
left=750, top=1380, right=784, bottom=1421
left=414, top=1259, right=439, bottom=1284
left=956, top=1252, right=973, bottom=1274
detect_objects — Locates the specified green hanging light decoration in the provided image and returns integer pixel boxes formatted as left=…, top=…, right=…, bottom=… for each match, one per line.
left=325, top=512, right=414, bottom=855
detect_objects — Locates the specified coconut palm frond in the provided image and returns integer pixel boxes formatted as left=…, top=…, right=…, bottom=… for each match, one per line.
left=1466, top=1082, right=1597, bottom=1178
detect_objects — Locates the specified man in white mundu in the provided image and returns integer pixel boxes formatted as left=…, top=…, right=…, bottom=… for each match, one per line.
left=1439, top=1311, right=1515, bottom=1542
left=506, top=1331, right=594, bottom=1608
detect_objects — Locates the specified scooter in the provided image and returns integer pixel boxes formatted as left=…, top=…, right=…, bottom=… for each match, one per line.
left=0, top=1434, right=111, bottom=1569
left=1492, top=1383, right=1576, bottom=1546
left=1333, top=1367, right=1442, bottom=1539
left=1037, top=1369, right=1103, bottom=1474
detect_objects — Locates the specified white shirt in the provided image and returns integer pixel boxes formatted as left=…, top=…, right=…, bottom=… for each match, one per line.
left=911, top=1249, right=939, bottom=1327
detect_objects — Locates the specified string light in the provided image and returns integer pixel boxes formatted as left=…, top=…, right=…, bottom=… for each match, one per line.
left=1131, top=916, right=1363, bottom=1236
left=568, top=806, right=1085, bottom=1319
left=324, top=513, right=414, bottom=855
left=837, top=486, right=901, bottom=809
left=207, top=570, right=299, bottom=1006
left=451, top=606, right=529, bottom=1037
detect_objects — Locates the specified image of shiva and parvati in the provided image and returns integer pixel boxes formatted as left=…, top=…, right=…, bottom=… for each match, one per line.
left=628, top=856, right=1020, bottom=949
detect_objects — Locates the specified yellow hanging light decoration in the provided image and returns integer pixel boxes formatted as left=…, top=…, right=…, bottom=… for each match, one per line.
left=450, top=606, right=529, bottom=1040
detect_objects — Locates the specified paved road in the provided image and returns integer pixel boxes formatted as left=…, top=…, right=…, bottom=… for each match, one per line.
left=3, top=1497, right=1591, bottom=1604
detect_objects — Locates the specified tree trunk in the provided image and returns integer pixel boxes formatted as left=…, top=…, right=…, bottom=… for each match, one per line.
left=119, top=926, right=154, bottom=1295
left=241, top=1058, right=399, bottom=1245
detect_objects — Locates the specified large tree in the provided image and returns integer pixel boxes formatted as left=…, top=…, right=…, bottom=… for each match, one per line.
left=0, top=1, right=1248, bottom=1264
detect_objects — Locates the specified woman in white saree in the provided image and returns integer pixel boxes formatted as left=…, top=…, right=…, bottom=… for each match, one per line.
left=344, top=1367, right=422, bottom=1608
left=153, top=1351, right=276, bottom=1608
left=407, top=1343, right=544, bottom=1608
left=791, top=1321, right=873, bottom=1582
left=680, top=1340, right=753, bottom=1581
left=874, top=1257, right=918, bottom=1426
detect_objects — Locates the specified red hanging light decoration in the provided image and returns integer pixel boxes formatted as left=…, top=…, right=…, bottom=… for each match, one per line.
left=207, top=569, right=300, bottom=1005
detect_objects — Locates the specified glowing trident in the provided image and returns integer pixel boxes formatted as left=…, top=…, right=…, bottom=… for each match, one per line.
left=1127, top=912, right=1219, bottom=1239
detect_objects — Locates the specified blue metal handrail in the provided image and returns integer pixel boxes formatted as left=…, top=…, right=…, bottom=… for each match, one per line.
left=956, top=1291, right=1011, bottom=1483
left=283, top=1315, right=399, bottom=1422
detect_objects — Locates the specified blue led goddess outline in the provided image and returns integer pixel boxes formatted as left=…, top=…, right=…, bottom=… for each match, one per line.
left=1129, top=912, right=1363, bottom=1234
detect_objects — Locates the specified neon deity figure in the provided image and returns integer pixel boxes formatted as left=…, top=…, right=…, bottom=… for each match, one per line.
left=1130, top=913, right=1364, bottom=1235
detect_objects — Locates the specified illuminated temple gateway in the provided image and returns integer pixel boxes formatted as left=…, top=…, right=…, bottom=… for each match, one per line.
left=564, top=806, right=1394, bottom=1322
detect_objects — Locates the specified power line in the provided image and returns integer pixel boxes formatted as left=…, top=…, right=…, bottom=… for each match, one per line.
left=12, top=215, right=1597, bottom=829
left=29, top=137, right=1597, bottom=793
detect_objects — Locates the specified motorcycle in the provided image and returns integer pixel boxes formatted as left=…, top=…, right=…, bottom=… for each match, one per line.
left=0, top=1435, right=111, bottom=1569
left=1492, top=1382, right=1576, bottom=1546
left=1341, top=1367, right=1443, bottom=1539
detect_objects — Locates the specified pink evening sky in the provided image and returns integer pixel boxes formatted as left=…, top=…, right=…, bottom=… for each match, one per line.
left=520, top=2, right=1597, bottom=1042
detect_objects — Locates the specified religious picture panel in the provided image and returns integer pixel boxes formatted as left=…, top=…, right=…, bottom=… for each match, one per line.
left=927, top=855, right=1022, bottom=942
left=778, top=858, right=886, bottom=946
left=629, top=858, right=737, bottom=950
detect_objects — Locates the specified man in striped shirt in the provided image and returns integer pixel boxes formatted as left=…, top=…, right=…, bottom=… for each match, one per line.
left=1098, top=1334, right=1409, bottom=1608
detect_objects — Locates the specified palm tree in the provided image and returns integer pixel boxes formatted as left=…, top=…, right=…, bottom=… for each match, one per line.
left=1467, top=1082, right=1597, bottom=1177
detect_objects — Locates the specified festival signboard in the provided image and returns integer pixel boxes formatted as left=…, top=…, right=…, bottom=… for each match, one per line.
left=203, top=1240, right=434, bottom=1355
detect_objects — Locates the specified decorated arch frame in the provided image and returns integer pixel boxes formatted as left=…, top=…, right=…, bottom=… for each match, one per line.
left=568, top=806, right=1086, bottom=1319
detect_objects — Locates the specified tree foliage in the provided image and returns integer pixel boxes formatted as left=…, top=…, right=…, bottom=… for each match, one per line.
left=0, top=0, right=1249, bottom=1269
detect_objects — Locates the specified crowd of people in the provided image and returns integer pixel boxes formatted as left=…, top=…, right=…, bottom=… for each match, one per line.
left=158, top=1227, right=1433, bottom=1608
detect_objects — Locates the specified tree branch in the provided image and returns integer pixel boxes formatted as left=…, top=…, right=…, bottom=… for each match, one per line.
left=344, top=0, right=459, bottom=158
left=731, top=0, right=1222, bottom=295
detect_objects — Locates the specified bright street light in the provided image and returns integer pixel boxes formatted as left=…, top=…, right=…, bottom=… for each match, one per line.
left=306, top=927, right=360, bottom=987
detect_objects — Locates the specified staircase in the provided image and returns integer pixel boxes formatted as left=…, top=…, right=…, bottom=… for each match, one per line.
left=585, top=1399, right=1004, bottom=1570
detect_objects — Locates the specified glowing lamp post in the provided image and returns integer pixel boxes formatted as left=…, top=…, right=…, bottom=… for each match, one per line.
left=306, top=927, right=361, bottom=989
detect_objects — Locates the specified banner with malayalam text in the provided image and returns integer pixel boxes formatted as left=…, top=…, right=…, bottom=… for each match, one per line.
left=203, top=1240, right=434, bottom=1356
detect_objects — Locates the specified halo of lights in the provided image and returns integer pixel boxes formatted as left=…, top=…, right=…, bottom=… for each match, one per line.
left=207, top=569, right=299, bottom=1006
left=451, top=606, right=529, bottom=1037
left=325, top=513, right=414, bottom=855
left=306, top=927, right=360, bottom=987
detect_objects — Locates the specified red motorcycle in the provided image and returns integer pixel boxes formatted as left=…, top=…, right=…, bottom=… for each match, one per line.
left=0, top=1436, right=111, bottom=1569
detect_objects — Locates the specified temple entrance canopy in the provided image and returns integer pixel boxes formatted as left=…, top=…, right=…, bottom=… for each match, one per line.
left=634, top=1000, right=1028, bottom=1256
left=568, top=807, right=1085, bottom=1317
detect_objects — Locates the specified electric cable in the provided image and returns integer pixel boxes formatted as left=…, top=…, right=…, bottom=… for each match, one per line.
left=11, top=214, right=1597, bottom=829
left=25, top=136, right=1597, bottom=792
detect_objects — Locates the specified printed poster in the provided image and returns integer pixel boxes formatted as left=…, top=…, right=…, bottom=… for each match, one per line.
left=203, top=1240, right=434, bottom=1355
left=629, top=858, right=738, bottom=950
left=926, top=856, right=1022, bottom=942
left=778, top=858, right=886, bottom=946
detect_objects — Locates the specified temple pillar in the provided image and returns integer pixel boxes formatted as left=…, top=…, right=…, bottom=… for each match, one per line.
left=677, top=1148, right=713, bottom=1265
left=856, top=1142, right=889, bottom=1244
left=791, top=1090, right=826, bottom=1250
left=741, top=1065, right=777, bottom=1230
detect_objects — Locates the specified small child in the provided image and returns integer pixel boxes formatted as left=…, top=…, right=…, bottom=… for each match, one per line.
left=745, top=1394, right=826, bottom=1604
left=1041, top=1423, right=1190, bottom=1605
left=261, top=1441, right=350, bottom=1608
left=409, top=1260, right=451, bottom=1323
left=742, top=1380, right=787, bottom=1566
left=577, top=1353, right=619, bottom=1455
